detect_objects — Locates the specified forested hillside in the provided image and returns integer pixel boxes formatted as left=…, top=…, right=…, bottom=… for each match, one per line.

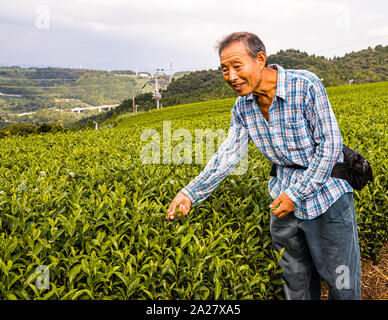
left=267, top=44, right=388, bottom=85
left=0, top=67, right=155, bottom=114
left=2, top=44, right=386, bottom=129
left=95, top=44, right=387, bottom=120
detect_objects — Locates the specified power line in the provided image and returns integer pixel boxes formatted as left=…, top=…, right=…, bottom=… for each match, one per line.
left=0, top=69, right=203, bottom=80
left=0, top=83, right=135, bottom=89
left=2, top=94, right=78, bottom=97
left=0, top=36, right=386, bottom=85
left=0, top=78, right=80, bottom=81
left=0, top=78, right=79, bottom=81
left=314, top=34, right=388, bottom=54
left=0, top=74, right=138, bottom=81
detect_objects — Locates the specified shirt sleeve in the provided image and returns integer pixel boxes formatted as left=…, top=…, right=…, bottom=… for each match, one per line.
left=285, top=79, right=343, bottom=203
left=180, top=106, right=249, bottom=205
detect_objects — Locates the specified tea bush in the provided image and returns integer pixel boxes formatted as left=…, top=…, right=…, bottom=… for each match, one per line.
left=0, top=81, right=386, bottom=299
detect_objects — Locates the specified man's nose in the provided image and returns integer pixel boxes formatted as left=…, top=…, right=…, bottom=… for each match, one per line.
left=228, top=69, right=238, bottom=82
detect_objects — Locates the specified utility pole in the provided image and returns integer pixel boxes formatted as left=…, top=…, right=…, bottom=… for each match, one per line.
left=155, top=75, right=160, bottom=109
left=169, top=62, right=173, bottom=83
left=132, top=79, right=145, bottom=114
left=152, top=68, right=162, bottom=109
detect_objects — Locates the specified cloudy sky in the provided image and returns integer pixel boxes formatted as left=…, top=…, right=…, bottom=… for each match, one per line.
left=0, top=0, right=387, bottom=73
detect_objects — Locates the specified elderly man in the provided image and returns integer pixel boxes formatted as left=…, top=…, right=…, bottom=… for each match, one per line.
left=166, top=32, right=361, bottom=300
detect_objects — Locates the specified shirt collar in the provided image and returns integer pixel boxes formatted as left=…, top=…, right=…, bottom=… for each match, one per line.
left=246, top=64, right=287, bottom=102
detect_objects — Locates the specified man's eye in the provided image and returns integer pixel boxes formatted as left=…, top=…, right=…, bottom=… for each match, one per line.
left=234, top=65, right=241, bottom=69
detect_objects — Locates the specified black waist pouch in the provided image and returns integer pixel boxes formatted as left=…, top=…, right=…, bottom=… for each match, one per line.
left=270, top=144, right=373, bottom=191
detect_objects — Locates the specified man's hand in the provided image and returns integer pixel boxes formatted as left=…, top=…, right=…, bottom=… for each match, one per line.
left=166, top=192, right=192, bottom=220
left=269, top=191, right=295, bottom=218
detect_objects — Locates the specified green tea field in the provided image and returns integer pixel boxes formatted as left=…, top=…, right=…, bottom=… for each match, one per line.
left=0, top=81, right=387, bottom=299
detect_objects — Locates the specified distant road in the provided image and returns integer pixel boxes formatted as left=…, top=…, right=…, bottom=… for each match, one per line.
left=0, top=91, right=22, bottom=97
left=68, top=104, right=119, bottom=113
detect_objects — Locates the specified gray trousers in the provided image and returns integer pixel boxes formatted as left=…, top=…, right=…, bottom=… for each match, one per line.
left=270, top=192, right=362, bottom=300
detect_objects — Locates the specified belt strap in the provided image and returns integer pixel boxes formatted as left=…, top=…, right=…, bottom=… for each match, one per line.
left=270, top=162, right=351, bottom=181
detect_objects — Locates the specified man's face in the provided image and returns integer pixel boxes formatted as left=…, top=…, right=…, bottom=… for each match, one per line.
left=220, top=41, right=263, bottom=96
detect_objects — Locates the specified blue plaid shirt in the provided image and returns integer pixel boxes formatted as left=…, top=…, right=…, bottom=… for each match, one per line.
left=181, top=64, right=353, bottom=220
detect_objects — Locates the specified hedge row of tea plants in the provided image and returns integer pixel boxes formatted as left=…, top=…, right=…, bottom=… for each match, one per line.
left=0, top=81, right=386, bottom=299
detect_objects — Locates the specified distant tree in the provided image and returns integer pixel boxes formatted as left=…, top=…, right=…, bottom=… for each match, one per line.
left=68, top=44, right=388, bottom=129
left=6, top=123, right=36, bottom=136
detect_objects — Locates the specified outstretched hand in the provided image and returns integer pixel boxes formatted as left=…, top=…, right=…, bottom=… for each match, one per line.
left=269, top=191, right=295, bottom=218
left=166, top=192, right=192, bottom=220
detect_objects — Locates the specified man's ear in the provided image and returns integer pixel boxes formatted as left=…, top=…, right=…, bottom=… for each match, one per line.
left=256, top=51, right=267, bottom=70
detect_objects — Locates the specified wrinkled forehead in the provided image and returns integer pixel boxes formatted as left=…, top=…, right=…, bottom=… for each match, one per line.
left=220, top=41, right=250, bottom=64
left=219, top=40, right=249, bottom=57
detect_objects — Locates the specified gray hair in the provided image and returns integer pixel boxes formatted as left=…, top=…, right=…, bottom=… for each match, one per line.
left=215, top=32, right=268, bottom=66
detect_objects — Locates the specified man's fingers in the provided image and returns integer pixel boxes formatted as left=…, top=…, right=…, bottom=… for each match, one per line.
left=278, top=212, right=288, bottom=218
left=179, top=204, right=188, bottom=215
left=167, top=204, right=175, bottom=216
left=269, top=200, right=280, bottom=209
left=271, top=202, right=285, bottom=216
left=167, top=201, right=177, bottom=220
left=277, top=209, right=291, bottom=218
left=166, top=193, right=191, bottom=220
left=269, top=192, right=294, bottom=218
left=166, top=201, right=186, bottom=220
left=272, top=205, right=291, bottom=218
left=272, top=207, right=282, bottom=216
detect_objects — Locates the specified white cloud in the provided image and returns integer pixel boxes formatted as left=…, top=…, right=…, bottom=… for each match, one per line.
left=367, top=25, right=388, bottom=38
left=356, top=13, right=385, bottom=23
left=0, top=0, right=387, bottom=70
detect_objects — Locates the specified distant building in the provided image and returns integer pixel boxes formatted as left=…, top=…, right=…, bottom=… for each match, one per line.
left=136, top=73, right=151, bottom=79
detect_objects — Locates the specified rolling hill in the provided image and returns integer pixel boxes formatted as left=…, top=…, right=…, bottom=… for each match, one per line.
left=112, top=44, right=388, bottom=116
left=1, top=44, right=386, bottom=129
